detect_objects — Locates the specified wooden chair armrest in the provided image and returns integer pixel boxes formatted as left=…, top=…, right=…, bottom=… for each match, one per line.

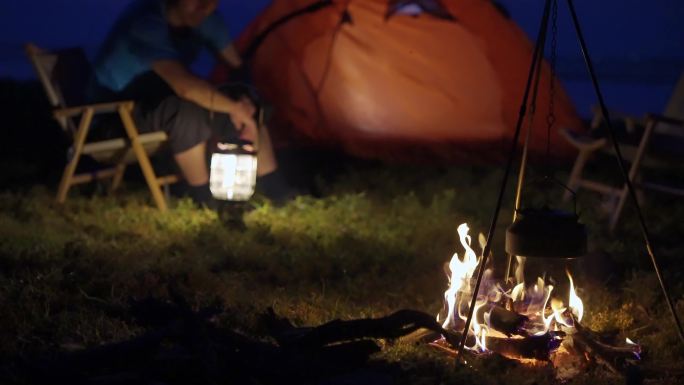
left=646, top=113, right=684, bottom=127
left=53, top=100, right=135, bottom=119
left=559, top=127, right=607, bottom=151
left=24, top=43, right=44, bottom=56
left=590, top=104, right=646, bottom=129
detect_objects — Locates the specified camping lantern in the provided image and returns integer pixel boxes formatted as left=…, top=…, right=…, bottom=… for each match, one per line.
left=209, top=141, right=257, bottom=201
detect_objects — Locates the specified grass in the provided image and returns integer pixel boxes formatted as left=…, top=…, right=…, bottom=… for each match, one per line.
left=0, top=72, right=683, bottom=381
left=1, top=157, right=683, bottom=384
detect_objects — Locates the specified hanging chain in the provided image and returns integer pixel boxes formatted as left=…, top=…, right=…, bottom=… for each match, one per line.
left=546, top=0, right=558, bottom=167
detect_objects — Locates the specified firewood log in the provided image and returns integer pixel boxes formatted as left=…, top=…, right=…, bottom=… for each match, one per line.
left=477, top=304, right=530, bottom=337
left=431, top=333, right=560, bottom=361
left=262, top=308, right=455, bottom=349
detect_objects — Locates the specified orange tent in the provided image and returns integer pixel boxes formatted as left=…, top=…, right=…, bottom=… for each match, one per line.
left=213, top=0, right=586, bottom=162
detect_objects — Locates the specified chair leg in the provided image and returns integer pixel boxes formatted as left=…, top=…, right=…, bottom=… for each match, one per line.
left=118, top=103, right=168, bottom=211
left=57, top=155, right=77, bottom=203
left=609, top=185, right=629, bottom=232
left=110, top=162, right=127, bottom=193
left=609, top=119, right=655, bottom=232
left=57, top=108, right=94, bottom=203
left=163, top=183, right=171, bottom=200
left=564, top=150, right=591, bottom=202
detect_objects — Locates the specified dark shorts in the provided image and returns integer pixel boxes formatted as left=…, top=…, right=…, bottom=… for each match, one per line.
left=90, top=95, right=240, bottom=155
left=136, top=95, right=239, bottom=154
left=89, top=77, right=263, bottom=155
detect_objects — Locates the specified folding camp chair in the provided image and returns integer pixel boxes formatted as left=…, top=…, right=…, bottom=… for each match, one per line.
left=25, top=43, right=178, bottom=211
left=560, top=72, right=684, bottom=231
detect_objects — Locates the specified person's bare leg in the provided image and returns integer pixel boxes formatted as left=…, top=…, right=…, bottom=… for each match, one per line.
left=253, top=124, right=300, bottom=203
left=174, top=142, right=208, bottom=186
left=256, top=124, right=277, bottom=176
left=174, top=126, right=276, bottom=183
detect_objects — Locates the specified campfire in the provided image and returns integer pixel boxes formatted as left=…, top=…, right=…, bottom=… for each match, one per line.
left=431, top=223, right=642, bottom=380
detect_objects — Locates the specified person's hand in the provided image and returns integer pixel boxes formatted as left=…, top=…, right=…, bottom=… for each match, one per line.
left=229, top=102, right=258, bottom=144
left=239, top=95, right=256, bottom=117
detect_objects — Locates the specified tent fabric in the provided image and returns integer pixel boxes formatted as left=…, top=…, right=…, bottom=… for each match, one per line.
left=213, top=0, right=586, bottom=162
left=387, top=0, right=456, bottom=20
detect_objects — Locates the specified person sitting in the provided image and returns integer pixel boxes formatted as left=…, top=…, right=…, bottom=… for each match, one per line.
left=87, top=0, right=295, bottom=206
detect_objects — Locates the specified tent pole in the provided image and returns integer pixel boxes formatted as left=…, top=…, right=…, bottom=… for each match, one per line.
left=456, top=0, right=553, bottom=361
left=243, top=1, right=333, bottom=61
left=565, top=0, right=684, bottom=344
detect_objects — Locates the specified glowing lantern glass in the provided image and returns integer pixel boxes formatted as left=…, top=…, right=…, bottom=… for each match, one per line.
left=209, top=141, right=257, bottom=201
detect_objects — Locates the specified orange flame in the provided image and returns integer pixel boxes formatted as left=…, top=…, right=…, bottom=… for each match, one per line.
left=440, top=224, right=480, bottom=330
left=438, top=222, right=588, bottom=353
left=566, top=270, right=584, bottom=323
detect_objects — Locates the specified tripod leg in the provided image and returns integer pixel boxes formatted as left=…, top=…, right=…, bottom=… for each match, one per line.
left=456, top=0, right=554, bottom=361
left=566, top=0, right=684, bottom=344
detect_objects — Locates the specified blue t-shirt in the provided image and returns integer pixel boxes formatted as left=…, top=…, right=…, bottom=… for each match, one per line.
left=92, top=0, right=231, bottom=95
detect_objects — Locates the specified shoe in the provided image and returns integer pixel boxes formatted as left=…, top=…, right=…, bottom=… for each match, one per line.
left=256, top=170, right=304, bottom=206
left=187, top=183, right=217, bottom=210
left=198, top=198, right=220, bottom=212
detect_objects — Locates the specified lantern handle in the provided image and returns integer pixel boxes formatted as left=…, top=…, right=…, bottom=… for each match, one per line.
left=519, top=169, right=580, bottom=217
left=542, top=175, right=578, bottom=216
left=212, top=82, right=266, bottom=151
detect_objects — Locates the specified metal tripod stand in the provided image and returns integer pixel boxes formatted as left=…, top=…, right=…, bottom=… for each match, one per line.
left=456, top=0, right=684, bottom=360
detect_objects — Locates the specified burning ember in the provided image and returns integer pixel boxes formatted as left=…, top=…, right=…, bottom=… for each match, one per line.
left=433, top=223, right=642, bottom=378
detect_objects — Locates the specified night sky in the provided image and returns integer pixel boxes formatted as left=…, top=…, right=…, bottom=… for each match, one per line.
left=1, top=0, right=682, bottom=117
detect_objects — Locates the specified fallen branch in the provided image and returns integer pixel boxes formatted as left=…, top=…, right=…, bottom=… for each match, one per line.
left=262, top=307, right=457, bottom=348
left=22, top=299, right=457, bottom=385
